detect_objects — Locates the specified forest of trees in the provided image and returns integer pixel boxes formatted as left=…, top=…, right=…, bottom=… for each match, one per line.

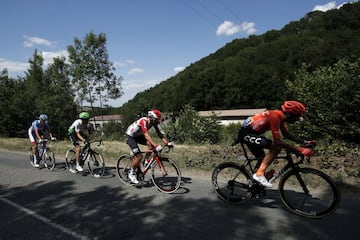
left=0, top=32, right=123, bottom=139
left=1, top=2, right=359, bottom=144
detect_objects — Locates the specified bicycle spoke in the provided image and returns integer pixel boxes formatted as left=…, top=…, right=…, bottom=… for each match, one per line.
left=65, top=149, right=77, bottom=173
left=116, top=155, right=133, bottom=186
left=43, top=151, right=56, bottom=171
left=151, top=158, right=181, bottom=193
left=87, top=152, right=105, bottom=178
left=212, top=162, right=252, bottom=202
left=279, top=168, right=340, bottom=218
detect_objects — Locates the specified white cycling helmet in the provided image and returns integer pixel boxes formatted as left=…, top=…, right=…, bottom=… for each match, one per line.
left=39, top=114, right=48, bottom=122
left=148, top=109, right=162, bottom=119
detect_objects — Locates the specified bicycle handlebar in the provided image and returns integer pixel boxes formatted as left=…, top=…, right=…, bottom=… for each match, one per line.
left=140, top=144, right=174, bottom=155
left=38, top=138, right=56, bottom=144
left=83, top=139, right=103, bottom=147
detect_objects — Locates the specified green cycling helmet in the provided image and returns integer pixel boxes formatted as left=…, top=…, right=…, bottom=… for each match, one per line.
left=79, top=112, right=90, bottom=119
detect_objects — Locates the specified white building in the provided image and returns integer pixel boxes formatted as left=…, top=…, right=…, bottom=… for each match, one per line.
left=198, top=108, right=266, bottom=126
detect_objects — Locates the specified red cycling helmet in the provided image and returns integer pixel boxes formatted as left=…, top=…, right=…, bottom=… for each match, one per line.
left=281, top=101, right=306, bottom=116
left=148, top=109, right=162, bottom=119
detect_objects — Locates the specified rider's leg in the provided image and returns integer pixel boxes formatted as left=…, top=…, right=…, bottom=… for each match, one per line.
left=255, top=145, right=281, bottom=176
left=75, top=144, right=81, bottom=164
left=132, top=153, right=142, bottom=169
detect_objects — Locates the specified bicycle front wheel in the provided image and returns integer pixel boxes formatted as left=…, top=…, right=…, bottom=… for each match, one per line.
left=279, top=167, right=341, bottom=218
left=29, top=147, right=36, bottom=167
left=211, top=162, right=252, bottom=203
left=116, top=154, right=133, bottom=186
left=87, top=151, right=105, bottom=178
left=151, top=157, right=181, bottom=193
left=43, top=150, right=56, bottom=171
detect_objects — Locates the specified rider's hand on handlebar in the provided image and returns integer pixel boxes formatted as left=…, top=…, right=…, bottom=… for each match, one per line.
left=155, top=145, right=163, bottom=152
left=299, top=147, right=314, bottom=157
left=166, top=142, right=174, bottom=148
left=51, top=137, right=56, bottom=141
left=84, top=140, right=90, bottom=146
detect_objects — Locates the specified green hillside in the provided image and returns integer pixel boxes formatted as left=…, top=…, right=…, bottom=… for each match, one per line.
left=119, top=2, right=360, bottom=115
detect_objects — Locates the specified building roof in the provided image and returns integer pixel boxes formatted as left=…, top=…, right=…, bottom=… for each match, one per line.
left=198, top=108, right=266, bottom=117
left=90, top=114, right=122, bottom=121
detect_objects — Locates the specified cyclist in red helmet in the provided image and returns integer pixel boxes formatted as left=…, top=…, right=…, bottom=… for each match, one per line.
left=125, top=109, right=173, bottom=184
left=233, top=101, right=314, bottom=187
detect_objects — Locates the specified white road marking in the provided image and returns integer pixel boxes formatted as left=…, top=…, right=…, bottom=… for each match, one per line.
left=0, top=196, right=90, bottom=240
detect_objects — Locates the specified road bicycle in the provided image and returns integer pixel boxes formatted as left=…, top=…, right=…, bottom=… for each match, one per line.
left=211, top=141, right=341, bottom=218
left=29, top=139, right=56, bottom=170
left=65, top=139, right=106, bottom=178
left=116, top=145, right=181, bottom=193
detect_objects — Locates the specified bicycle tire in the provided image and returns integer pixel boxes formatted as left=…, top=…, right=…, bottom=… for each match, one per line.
left=116, top=154, right=133, bottom=186
left=29, top=147, right=36, bottom=167
left=211, top=162, right=252, bottom=203
left=278, top=167, right=341, bottom=218
left=43, top=150, right=56, bottom=171
left=151, top=157, right=181, bottom=193
left=65, top=149, right=77, bottom=172
left=87, top=151, right=105, bottom=178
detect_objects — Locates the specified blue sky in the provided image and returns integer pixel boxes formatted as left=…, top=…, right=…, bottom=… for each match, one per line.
left=0, top=0, right=354, bottom=107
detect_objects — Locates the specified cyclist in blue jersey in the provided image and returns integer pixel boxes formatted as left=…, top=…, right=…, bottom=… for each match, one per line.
left=28, top=114, right=56, bottom=167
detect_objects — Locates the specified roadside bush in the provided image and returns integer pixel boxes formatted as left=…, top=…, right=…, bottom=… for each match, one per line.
left=101, top=121, right=125, bottom=141
left=163, top=105, right=221, bottom=144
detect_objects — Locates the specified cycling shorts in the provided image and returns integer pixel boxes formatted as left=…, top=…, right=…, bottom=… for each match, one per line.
left=126, top=134, right=147, bottom=155
left=236, top=127, right=273, bottom=159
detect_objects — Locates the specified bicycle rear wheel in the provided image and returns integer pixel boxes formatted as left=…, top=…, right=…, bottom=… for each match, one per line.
left=43, top=150, right=56, bottom=171
left=211, top=162, right=252, bottom=203
left=116, top=154, right=133, bottom=186
left=151, top=157, right=181, bottom=193
left=87, top=151, right=105, bottom=178
left=65, top=149, right=77, bottom=172
left=279, top=167, right=341, bottom=218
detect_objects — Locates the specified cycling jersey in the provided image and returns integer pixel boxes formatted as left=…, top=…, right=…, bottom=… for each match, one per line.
left=68, top=119, right=89, bottom=134
left=244, top=110, right=287, bottom=140
left=29, top=120, right=49, bottom=133
left=28, top=120, right=50, bottom=144
left=126, top=117, right=164, bottom=138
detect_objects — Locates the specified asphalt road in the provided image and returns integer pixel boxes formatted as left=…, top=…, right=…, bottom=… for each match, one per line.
left=0, top=149, right=359, bottom=240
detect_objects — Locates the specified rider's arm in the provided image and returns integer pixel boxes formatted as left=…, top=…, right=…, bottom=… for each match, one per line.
left=144, top=131, right=158, bottom=148
left=34, top=128, right=42, bottom=141
left=271, top=118, right=302, bottom=153
left=76, top=131, right=86, bottom=142
left=154, top=125, right=169, bottom=145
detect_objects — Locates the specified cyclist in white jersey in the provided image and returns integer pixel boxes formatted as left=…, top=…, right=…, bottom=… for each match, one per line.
left=28, top=114, right=56, bottom=167
left=125, top=109, right=173, bottom=184
left=68, top=112, right=92, bottom=172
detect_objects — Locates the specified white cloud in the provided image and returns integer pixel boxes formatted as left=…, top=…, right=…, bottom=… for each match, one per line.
left=241, top=22, right=257, bottom=35
left=0, top=50, right=68, bottom=76
left=23, top=35, right=56, bottom=47
left=128, top=67, right=144, bottom=75
left=114, top=59, right=135, bottom=68
left=174, top=66, right=185, bottom=72
left=41, top=50, right=68, bottom=65
left=216, top=20, right=256, bottom=36
left=0, top=58, right=29, bottom=73
left=313, top=1, right=337, bottom=11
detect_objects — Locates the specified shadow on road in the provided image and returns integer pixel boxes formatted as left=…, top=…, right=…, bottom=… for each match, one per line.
left=0, top=175, right=359, bottom=240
